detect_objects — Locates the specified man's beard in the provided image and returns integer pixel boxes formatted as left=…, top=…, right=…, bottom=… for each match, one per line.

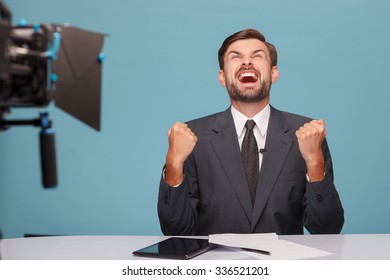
left=226, top=76, right=271, bottom=103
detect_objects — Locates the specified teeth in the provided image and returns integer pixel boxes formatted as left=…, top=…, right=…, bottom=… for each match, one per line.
left=238, top=72, right=258, bottom=82
left=240, top=73, right=256, bottom=78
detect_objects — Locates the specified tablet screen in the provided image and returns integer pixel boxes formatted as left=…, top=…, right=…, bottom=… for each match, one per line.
left=132, top=237, right=217, bottom=259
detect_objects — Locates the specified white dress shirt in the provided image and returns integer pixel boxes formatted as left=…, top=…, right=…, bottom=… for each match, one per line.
left=231, top=104, right=270, bottom=171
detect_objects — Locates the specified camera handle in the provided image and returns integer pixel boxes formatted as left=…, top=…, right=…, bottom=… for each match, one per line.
left=0, top=111, right=58, bottom=188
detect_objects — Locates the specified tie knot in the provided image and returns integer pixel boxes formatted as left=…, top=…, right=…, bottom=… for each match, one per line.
left=245, top=119, right=256, bottom=131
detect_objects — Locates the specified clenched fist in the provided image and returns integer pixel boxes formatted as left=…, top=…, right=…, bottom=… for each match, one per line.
left=165, top=122, right=198, bottom=187
left=295, top=119, right=326, bottom=182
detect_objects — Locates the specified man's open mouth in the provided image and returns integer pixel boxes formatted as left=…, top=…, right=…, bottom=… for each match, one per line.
left=237, top=71, right=259, bottom=83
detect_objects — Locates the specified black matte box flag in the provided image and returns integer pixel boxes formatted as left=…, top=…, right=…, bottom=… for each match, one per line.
left=53, top=25, right=105, bottom=131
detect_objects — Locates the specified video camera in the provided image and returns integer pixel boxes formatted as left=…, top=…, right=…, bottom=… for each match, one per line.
left=0, top=1, right=106, bottom=188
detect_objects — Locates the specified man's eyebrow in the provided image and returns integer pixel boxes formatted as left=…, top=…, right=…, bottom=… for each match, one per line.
left=227, top=50, right=241, bottom=56
left=253, top=49, right=266, bottom=55
left=227, top=49, right=267, bottom=56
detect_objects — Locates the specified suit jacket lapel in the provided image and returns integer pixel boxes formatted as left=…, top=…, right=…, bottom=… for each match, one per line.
left=210, top=108, right=253, bottom=221
left=251, top=107, right=293, bottom=231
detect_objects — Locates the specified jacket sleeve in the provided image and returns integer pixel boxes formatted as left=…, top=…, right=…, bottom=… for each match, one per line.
left=157, top=154, right=200, bottom=235
left=303, top=139, right=344, bottom=234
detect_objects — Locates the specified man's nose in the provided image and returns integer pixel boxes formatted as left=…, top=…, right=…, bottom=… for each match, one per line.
left=242, top=57, right=252, bottom=66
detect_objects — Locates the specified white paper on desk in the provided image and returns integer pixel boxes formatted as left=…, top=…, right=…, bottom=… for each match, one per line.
left=209, top=233, right=278, bottom=249
left=209, top=233, right=334, bottom=260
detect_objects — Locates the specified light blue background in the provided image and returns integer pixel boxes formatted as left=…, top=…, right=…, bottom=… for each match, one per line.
left=1, top=0, right=389, bottom=238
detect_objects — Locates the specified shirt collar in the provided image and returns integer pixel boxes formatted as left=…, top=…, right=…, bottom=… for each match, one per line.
left=231, top=104, right=271, bottom=138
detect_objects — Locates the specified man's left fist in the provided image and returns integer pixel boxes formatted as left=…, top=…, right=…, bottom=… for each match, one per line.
left=295, top=119, right=326, bottom=182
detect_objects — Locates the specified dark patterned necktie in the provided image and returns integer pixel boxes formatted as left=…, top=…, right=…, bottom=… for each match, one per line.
left=241, top=119, right=259, bottom=204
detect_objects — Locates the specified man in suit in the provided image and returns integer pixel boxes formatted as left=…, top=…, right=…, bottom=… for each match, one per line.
left=158, top=28, right=344, bottom=235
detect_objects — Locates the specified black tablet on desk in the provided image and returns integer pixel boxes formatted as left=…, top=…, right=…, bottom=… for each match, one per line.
left=132, top=237, right=217, bottom=260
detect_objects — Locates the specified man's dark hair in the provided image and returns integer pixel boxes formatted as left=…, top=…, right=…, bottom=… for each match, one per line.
left=218, top=28, right=278, bottom=69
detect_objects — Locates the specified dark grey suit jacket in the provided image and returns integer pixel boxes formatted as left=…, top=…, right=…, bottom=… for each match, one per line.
left=158, top=106, right=344, bottom=235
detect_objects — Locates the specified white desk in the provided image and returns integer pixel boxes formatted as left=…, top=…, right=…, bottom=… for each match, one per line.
left=1, top=234, right=390, bottom=260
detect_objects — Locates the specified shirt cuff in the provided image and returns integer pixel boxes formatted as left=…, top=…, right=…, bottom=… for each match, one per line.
left=162, top=168, right=182, bottom=188
left=306, top=172, right=326, bottom=183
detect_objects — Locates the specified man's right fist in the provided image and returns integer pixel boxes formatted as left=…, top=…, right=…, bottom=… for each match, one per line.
left=165, top=122, right=197, bottom=187
left=167, top=122, right=198, bottom=164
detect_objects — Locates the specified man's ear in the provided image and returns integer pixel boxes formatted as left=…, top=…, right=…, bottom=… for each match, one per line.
left=271, top=66, right=279, bottom=83
left=218, top=69, right=226, bottom=87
